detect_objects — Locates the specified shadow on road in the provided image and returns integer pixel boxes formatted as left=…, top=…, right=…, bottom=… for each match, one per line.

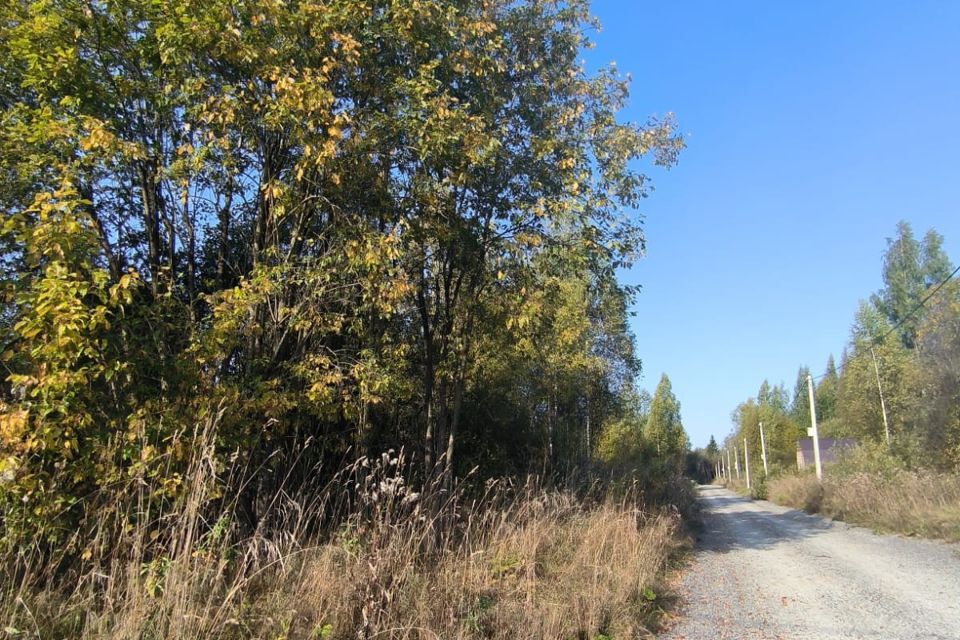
left=693, top=486, right=833, bottom=554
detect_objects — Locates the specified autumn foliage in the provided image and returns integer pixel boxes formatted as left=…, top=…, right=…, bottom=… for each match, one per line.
left=0, top=3, right=690, bottom=635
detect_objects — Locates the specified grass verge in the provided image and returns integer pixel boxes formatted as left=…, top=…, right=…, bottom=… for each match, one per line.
left=767, top=469, right=960, bottom=542
left=1, top=454, right=693, bottom=639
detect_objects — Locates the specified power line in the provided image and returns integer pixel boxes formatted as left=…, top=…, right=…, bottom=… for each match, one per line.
left=807, top=263, right=960, bottom=383
left=874, top=263, right=960, bottom=346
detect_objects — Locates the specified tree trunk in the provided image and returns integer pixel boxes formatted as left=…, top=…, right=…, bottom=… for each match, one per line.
left=217, top=187, right=233, bottom=288
left=138, top=162, right=164, bottom=294
left=417, top=269, right=436, bottom=473
left=443, top=309, right=475, bottom=485
left=253, top=138, right=280, bottom=267
left=77, top=179, right=121, bottom=282
left=181, top=179, right=196, bottom=320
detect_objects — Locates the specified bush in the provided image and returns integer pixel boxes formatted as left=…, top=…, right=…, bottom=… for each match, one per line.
left=750, top=474, right=769, bottom=501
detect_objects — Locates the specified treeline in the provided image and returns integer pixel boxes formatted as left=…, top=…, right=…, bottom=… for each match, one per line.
left=722, top=222, right=959, bottom=473
left=0, top=0, right=685, bottom=557
left=595, top=373, right=692, bottom=486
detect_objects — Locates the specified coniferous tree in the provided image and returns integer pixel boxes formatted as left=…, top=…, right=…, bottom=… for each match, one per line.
left=921, top=229, right=954, bottom=287
left=815, top=356, right=839, bottom=423
left=706, top=435, right=719, bottom=459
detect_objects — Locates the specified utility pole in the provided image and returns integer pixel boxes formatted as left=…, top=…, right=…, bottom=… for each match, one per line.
left=870, top=345, right=891, bottom=445
left=743, top=437, right=751, bottom=490
left=734, top=444, right=741, bottom=480
left=759, top=421, right=769, bottom=476
left=806, top=374, right=823, bottom=481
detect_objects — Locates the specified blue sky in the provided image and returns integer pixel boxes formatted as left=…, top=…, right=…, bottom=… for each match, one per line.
left=585, top=1, right=960, bottom=447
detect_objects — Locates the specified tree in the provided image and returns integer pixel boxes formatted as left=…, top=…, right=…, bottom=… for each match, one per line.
left=644, top=374, right=687, bottom=458
left=913, top=281, right=960, bottom=467
left=0, top=0, right=684, bottom=547
left=815, top=355, right=839, bottom=423
left=834, top=301, right=913, bottom=442
left=736, top=224, right=959, bottom=473
left=791, top=366, right=812, bottom=430
left=872, top=221, right=954, bottom=348
left=921, top=229, right=954, bottom=287
left=706, top=435, right=719, bottom=459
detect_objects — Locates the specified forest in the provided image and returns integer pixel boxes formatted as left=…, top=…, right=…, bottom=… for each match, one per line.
left=0, top=0, right=693, bottom=637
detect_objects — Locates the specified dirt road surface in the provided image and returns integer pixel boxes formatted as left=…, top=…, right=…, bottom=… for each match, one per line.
left=661, top=485, right=960, bottom=640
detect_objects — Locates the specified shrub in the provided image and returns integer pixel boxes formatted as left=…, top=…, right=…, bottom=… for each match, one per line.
left=750, top=474, right=769, bottom=501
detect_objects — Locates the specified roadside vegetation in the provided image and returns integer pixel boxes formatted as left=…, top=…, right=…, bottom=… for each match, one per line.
left=0, top=0, right=696, bottom=637
left=707, top=223, right=960, bottom=540
left=766, top=445, right=960, bottom=542
left=1, top=450, right=695, bottom=639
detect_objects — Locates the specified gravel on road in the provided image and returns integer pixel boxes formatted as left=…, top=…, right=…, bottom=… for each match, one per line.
left=660, top=485, right=960, bottom=640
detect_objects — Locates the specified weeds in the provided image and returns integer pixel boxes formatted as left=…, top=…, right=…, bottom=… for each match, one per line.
left=766, top=448, right=960, bottom=541
left=0, top=441, right=689, bottom=639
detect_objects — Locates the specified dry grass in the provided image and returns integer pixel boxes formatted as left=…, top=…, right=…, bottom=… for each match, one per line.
left=262, top=497, right=679, bottom=640
left=766, top=473, right=824, bottom=513
left=0, top=448, right=688, bottom=639
left=767, top=469, right=960, bottom=542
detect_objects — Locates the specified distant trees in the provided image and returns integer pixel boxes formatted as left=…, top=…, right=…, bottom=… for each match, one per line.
left=644, top=374, right=689, bottom=457
left=706, top=435, right=719, bottom=458
left=790, top=366, right=812, bottom=435
left=595, top=373, right=690, bottom=472
left=815, top=356, right=839, bottom=426
left=727, top=221, right=960, bottom=472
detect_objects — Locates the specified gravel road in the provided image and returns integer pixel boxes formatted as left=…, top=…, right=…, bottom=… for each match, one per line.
left=661, top=485, right=960, bottom=640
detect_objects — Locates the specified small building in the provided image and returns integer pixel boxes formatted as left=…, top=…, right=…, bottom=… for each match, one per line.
left=796, top=437, right=857, bottom=469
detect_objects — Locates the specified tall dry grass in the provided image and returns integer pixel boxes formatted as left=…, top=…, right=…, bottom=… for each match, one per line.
left=1, top=429, right=689, bottom=639
left=767, top=469, right=960, bottom=541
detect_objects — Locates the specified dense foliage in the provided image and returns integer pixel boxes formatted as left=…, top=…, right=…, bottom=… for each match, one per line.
left=718, top=222, right=960, bottom=475
left=0, top=0, right=685, bottom=557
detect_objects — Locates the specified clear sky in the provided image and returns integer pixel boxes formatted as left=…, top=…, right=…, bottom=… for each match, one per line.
left=585, top=1, right=960, bottom=448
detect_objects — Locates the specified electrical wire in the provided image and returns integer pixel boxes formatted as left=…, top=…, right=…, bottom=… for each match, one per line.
left=806, top=263, right=960, bottom=383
